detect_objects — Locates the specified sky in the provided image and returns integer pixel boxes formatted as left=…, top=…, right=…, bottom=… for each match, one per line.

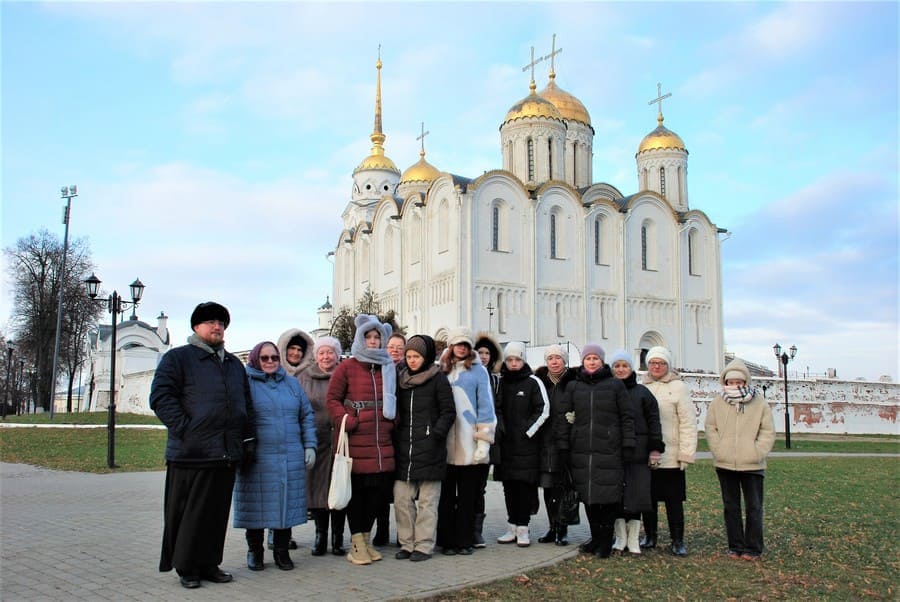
left=1, top=1, right=897, bottom=382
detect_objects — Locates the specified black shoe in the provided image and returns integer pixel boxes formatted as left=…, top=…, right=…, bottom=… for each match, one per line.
left=331, top=531, right=346, bottom=556
left=273, top=549, right=294, bottom=570
left=457, top=546, right=474, bottom=555
left=312, top=530, right=327, bottom=556
left=288, top=538, right=298, bottom=550
left=247, top=549, right=264, bottom=571
left=441, top=547, right=458, bottom=556
left=671, top=540, right=687, bottom=557
left=556, top=525, right=569, bottom=546
left=200, top=568, right=233, bottom=583
left=578, top=539, right=597, bottom=554
left=410, top=551, right=431, bottom=562
left=538, top=528, right=557, bottom=544
left=395, top=549, right=412, bottom=560
left=639, top=534, right=657, bottom=549
left=179, top=575, right=201, bottom=589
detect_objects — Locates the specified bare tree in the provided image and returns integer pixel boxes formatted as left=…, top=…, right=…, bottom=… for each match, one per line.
left=329, top=289, right=403, bottom=353
left=4, top=230, right=101, bottom=412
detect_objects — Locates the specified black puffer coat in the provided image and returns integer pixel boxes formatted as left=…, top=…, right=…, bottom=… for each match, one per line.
left=556, top=365, right=635, bottom=505
left=494, top=363, right=549, bottom=483
left=394, top=367, right=456, bottom=482
left=150, top=344, right=255, bottom=465
left=534, top=366, right=578, bottom=477
left=620, top=371, right=665, bottom=461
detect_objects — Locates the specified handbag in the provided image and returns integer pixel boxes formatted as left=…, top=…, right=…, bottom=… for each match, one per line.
left=327, top=414, right=353, bottom=510
left=558, top=468, right=581, bottom=526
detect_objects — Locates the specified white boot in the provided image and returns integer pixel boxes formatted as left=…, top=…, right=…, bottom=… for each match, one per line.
left=612, top=518, right=627, bottom=552
left=497, top=523, right=517, bottom=544
left=626, top=520, right=642, bottom=555
left=516, top=525, right=530, bottom=547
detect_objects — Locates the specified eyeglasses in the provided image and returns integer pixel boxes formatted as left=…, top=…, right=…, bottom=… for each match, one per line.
left=260, top=355, right=280, bottom=363
left=647, top=360, right=667, bottom=367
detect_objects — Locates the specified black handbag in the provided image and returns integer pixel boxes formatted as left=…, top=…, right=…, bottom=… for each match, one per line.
left=558, top=468, right=581, bottom=526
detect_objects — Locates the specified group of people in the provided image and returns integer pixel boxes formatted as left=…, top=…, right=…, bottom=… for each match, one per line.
left=149, top=302, right=776, bottom=589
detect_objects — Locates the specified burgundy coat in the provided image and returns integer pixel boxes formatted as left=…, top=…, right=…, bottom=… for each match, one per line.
left=326, top=357, right=395, bottom=475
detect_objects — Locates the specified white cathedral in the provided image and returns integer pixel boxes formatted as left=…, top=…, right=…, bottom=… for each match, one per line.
left=329, top=48, right=725, bottom=372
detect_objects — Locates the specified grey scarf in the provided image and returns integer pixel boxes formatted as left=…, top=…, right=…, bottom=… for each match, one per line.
left=188, top=333, right=225, bottom=362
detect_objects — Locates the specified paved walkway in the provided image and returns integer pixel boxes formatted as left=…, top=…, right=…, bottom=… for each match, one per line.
left=0, top=462, right=585, bottom=601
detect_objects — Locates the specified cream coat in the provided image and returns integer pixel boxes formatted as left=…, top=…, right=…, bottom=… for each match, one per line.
left=643, top=373, right=697, bottom=468
left=705, top=359, right=776, bottom=471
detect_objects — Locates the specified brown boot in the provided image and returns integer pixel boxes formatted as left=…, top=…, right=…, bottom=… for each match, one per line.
left=347, top=533, right=372, bottom=565
left=362, top=531, right=382, bottom=561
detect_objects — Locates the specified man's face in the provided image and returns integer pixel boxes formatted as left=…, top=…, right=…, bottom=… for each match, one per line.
left=193, top=319, right=225, bottom=346
left=286, top=345, right=304, bottom=366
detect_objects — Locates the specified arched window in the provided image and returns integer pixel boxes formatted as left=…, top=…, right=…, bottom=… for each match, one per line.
left=688, top=228, right=699, bottom=275
left=555, top=301, right=563, bottom=337
left=411, top=215, right=422, bottom=264
left=548, top=138, right=553, bottom=179
left=659, top=166, right=666, bottom=196
left=438, top=200, right=449, bottom=252
left=641, top=224, right=648, bottom=271
left=383, top=227, right=394, bottom=274
left=594, top=216, right=604, bottom=265
left=527, top=138, right=535, bottom=181
left=550, top=213, right=558, bottom=259
left=491, top=205, right=500, bottom=251
left=498, top=291, right=506, bottom=333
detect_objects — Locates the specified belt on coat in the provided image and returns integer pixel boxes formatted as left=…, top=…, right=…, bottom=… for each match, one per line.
left=345, top=400, right=378, bottom=410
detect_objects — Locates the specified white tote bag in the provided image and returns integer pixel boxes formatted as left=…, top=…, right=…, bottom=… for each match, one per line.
left=327, top=414, right=353, bottom=510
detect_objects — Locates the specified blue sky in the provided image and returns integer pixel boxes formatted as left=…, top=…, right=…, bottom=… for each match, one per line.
left=2, top=1, right=897, bottom=381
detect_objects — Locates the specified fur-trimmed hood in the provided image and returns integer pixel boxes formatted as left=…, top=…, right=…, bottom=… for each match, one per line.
left=473, top=331, right=502, bottom=374
left=277, top=328, right=315, bottom=378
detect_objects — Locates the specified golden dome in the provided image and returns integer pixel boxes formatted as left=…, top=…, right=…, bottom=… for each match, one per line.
left=401, top=152, right=440, bottom=183
left=355, top=150, right=399, bottom=174
left=538, top=76, right=590, bottom=125
left=505, top=80, right=562, bottom=123
left=637, top=115, right=686, bottom=154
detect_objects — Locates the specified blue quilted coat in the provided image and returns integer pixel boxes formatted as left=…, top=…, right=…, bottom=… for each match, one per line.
left=233, top=364, right=317, bottom=529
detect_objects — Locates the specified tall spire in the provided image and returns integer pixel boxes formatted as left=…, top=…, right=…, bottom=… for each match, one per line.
left=370, top=45, right=386, bottom=152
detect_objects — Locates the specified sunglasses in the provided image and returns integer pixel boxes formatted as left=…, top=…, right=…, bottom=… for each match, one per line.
left=260, top=354, right=280, bottom=363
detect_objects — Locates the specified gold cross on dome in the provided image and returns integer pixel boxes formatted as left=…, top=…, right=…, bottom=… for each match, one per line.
left=648, top=82, right=672, bottom=117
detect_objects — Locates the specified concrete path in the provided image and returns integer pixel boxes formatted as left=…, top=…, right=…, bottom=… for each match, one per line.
left=0, top=462, right=585, bottom=601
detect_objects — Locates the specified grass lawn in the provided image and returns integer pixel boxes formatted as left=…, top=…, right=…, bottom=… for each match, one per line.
left=421, top=456, right=899, bottom=601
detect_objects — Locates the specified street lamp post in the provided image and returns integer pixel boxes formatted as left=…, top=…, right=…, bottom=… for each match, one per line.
left=3, top=340, right=14, bottom=419
left=85, top=273, right=145, bottom=468
left=486, top=302, right=495, bottom=332
left=49, top=185, right=78, bottom=418
left=773, top=343, right=798, bottom=449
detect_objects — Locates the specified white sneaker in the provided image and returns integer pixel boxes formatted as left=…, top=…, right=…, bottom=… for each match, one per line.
left=497, top=523, right=516, bottom=544
left=516, top=525, right=530, bottom=547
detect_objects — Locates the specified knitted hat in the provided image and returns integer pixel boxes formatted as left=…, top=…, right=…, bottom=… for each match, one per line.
left=724, top=370, right=745, bottom=383
left=581, top=342, right=605, bottom=361
left=287, top=334, right=308, bottom=355
left=190, top=301, right=230, bottom=329
left=646, top=346, right=672, bottom=367
left=313, top=336, right=342, bottom=358
left=504, top=341, right=526, bottom=360
left=405, top=334, right=436, bottom=367
left=544, top=344, right=569, bottom=365
left=608, top=349, right=633, bottom=369
left=446, top=327, right=474, bottom=348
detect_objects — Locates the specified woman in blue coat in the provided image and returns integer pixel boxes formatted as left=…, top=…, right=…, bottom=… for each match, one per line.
left=233, top=341, right=317, bottom=571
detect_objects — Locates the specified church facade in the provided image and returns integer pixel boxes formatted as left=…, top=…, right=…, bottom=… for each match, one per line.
left=330, top=50, right=725, bottom=372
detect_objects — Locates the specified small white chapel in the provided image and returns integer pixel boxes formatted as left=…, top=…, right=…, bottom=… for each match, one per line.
left=329, top=41, right=726, bottom=372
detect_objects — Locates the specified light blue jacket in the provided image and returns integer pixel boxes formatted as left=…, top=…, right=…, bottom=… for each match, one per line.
left=233, top=365, right=317, bottom=529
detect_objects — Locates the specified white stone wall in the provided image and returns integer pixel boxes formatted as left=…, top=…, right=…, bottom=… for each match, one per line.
left=682, top=373, right=899, bottom=436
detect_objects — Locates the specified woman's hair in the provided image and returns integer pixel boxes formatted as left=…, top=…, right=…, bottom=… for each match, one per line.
left=441, top=343, right=475, bottom=372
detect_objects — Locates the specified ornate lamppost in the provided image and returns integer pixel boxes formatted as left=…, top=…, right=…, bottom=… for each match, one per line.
left=85, top=273, right=145, bottom=468
left=773, top=343, right=797, bottom=449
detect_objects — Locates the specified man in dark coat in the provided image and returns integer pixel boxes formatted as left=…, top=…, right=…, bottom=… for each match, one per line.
left=150, top=302, right=255, bottom=589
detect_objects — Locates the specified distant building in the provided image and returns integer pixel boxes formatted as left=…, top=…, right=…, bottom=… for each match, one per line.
left=329, top=47, right=726, bottom=372
left=84, top=312, right=170, bottom=414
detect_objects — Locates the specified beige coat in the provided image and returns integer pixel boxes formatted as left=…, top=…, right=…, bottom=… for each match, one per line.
left=705, top=359, right=776, bottom=471
left=643, top=373, right=697, bottom=468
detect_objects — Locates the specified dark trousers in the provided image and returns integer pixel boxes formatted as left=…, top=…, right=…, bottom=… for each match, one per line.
left=160, top=464, right=236, bottom=575
left=716, top=468, right=765, bottom=555
left=502, top=479, right=537, bottom=526
left=247, top=528, right=289, bottom=550
left=437, top=464, right=489, bottom=549
left=542, top=486, right=562, bottom=525
left=347, top=472, right=393, bottom=535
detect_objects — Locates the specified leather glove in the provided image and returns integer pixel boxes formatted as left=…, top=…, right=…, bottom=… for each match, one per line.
left=622, top=447, right=635, bottom=463
left=304, top=448, right=316, bottom=469
left=473, top=439, right=490, bottom=462
left=241, top=438, right=257, bottom=468
left=565, top=411, right=575, bottom=424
